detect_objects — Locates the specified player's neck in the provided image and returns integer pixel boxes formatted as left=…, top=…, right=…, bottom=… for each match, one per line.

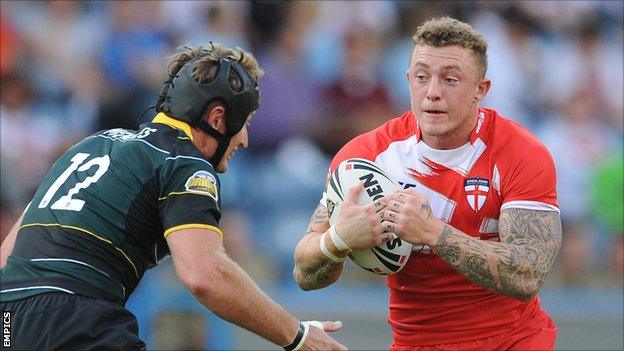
left=191, top=127, right=219, bottom=159
left=421, top=110, right=478, bottom=150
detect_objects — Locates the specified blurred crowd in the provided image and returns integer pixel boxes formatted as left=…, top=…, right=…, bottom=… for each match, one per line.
left=1, top=0, right=623, bottom=290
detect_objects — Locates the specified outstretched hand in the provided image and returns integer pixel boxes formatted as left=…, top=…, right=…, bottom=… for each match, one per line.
left=300, top=321, right=347, bottom=350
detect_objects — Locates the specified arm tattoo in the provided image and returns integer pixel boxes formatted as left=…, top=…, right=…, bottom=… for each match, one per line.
left=433, top=208, right=562, bottom=301
left=298, top=246, right=343, bottom=288
left=304, top=204, right=328, bottom=235
left=294, top=205, right=343, bottom=289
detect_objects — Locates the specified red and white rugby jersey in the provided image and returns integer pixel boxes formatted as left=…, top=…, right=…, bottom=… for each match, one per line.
left=321, top=107, right=559, bottom=345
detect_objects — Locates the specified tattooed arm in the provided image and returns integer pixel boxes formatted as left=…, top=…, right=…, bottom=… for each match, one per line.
left=294, top=185, right=388, bottom=290
left=293, top=204, right=346, bottom=291
left=432, top=208, right=562, bottom=301
left=384, top=189, right=562, bottom=302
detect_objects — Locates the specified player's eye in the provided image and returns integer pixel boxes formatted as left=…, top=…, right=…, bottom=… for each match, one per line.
left=444, top=77, right=459, bottom=84
left=415, top=75, right=428, bottom=82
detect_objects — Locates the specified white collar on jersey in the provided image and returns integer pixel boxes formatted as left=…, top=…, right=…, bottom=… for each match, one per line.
left=416, top=140, right=474, bottom=167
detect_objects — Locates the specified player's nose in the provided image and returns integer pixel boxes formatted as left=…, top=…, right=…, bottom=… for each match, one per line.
left=426, top=79, right=442, bottom=101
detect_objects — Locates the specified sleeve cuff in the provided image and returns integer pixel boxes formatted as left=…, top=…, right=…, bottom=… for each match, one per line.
left=164, top=224, right=223, bottom=239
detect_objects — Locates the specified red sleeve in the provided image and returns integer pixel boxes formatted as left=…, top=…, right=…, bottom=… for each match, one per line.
left=499, top=129, right=559, bottom=212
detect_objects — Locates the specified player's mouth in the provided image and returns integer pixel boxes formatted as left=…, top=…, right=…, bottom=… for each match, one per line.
left=228, top=149, right=238, bottom=160
left=423, top=109, right=447, bottom=116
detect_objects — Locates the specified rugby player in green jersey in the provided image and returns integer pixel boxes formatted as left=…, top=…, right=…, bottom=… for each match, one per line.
left=0, top=43, right=346, bottom=351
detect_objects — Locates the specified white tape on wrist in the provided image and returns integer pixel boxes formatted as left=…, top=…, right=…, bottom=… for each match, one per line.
left=329, top=225, right=351, bottom=252
left=319, top=232, right=346, bottom=263
left=292, top=321, right=324, bottom=351
left=303, top=321, right=324, bottom=330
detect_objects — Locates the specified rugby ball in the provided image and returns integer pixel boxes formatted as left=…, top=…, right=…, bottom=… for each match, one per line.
left=326, top=158, right=412, bottom=275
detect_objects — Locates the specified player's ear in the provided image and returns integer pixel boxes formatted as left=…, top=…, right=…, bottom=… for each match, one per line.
left=206, top=104, right=226, bottom=132
left=473, top=78, right=491, bottom=102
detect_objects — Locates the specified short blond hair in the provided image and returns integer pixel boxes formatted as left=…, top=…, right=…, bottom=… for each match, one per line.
left=412, top=17, right=488, bottom=78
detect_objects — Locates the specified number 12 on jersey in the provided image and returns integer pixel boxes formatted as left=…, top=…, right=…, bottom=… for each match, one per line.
left=38, top=152, right=110, bottom=212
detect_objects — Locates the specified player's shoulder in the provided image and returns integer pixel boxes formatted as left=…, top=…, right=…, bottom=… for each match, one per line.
left=486, top=108, right=553, bottom=161
left=148, top=128, right=215, bottom=177
left=330, top=110, right=416, bottom=170
left=91, top=123, right=177, bottom=155
left=88, top=122, right=215, bottom=175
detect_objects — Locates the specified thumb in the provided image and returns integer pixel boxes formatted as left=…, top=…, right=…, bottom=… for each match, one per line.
left=343, top=183, right=364, bottom=205
left=320, top=320, right=343, bottom=332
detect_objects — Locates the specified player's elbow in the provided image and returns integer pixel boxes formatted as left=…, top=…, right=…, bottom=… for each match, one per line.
left=178, top=259, right=227, bottom=298
left=292, top=269, right=312, bottom=291
left=295, top=279, right=326, bottom=292
left=294, top=276, right=318, bottom=292
left=509, top=280, right=542, bottom=302
left=514, top=290, right=538, bottom=302
left=292, top=268, right=337, bottom=291
left=179, top=271, right=213, bottom=297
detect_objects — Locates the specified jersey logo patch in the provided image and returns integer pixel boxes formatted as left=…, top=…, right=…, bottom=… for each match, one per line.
left=464, top=177, right=489, bottom=212
left=185, top=171, right=218, bottom=201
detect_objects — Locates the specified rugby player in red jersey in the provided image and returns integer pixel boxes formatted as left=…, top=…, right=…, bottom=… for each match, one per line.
left=294, top=17, right=561, bottom=350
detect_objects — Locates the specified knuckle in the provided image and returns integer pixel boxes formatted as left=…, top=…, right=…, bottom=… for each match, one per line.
left=371, top=223, right=380, bottom=234
left=368, top=216, right=378, bottom=226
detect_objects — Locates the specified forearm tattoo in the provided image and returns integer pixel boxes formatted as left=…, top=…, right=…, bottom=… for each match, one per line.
left=298, top=245, right=343, bottom=288
left=294, top=205, right=342, bottom=289
left=433, top=208, right=562, bottom=300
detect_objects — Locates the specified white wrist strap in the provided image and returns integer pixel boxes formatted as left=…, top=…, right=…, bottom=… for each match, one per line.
left=291, top=321, right=324, bottom=351
left=329, top=225, right=351, bottom=252
left=320, top=232, right=346, bottom=263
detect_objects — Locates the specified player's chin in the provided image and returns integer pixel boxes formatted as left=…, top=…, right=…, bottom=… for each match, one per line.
left=215, top=160, right=229, bottom=173
left=420, top=123, right=451, bottom=137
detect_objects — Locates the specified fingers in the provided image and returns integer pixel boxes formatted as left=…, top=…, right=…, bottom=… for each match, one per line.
left=396, top=188, right=419, bottom=196
left=303, top=320, right=326, bottom=330
left=372, top=196, right=389, bottom=212
left=390, top=188, right=408, bottom=208
left=382, top=232, right=394, bottom=242
left=380, top=219, right=396, bottom=233
left=388, top=200, right=401, bottom=211
left=396, top=192, right=407, bottom=203
left=394, top=188, right=425, bottom=202
left=320, top=320, right=343, bottom=332
left=343, top=182, right=364, bottom=204
left=304, top=323, right=348, bottom=350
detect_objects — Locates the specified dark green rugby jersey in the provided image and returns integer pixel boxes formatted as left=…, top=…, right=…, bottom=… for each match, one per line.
left=1, top=113, right=223, bottom=304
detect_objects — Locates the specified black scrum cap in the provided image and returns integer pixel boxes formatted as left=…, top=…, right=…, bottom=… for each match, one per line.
left=158, top=57, right=260, bottom=166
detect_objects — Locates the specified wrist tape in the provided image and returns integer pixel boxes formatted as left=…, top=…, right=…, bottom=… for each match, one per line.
left=328, top=225, right=351, bottom=252
left=284, top=321, right=324, bottom=351
left=320, top=232, right=346, bottom=263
